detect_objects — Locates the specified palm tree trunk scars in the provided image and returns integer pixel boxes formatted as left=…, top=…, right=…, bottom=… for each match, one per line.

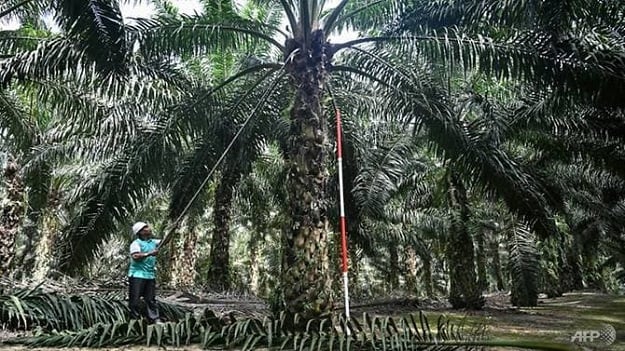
left=249, top=238, right=260, bottom=295
left=446, top=172, right=484, bottom=309
left=508, top=225, right=539, bottom=307
left=540, top=237, right=564, bottom=298
left=207, top=173, right=239, bottom=291
left=389, top=243, right=400, bottom=290
left=13, top=212, right=40, bottom=277
left=170, top=227, right=198, bottom=288
left=347, top=247, right=361, bottom=296
left=490, top=239, right=505, bottom=291
left=476, top=228, right=489, bottom=292
left=0, top=158, right=24, bottom=276
left=33, top=193, right=61, bottom=280
left=405, top=246, right=419, bottom=294
left=12, top=168, right=50, bottom=277
left=283, top=30, right=333, bottom=318
left=422, top=256, right=434, bottom=297
left=562, top=246, right=583, bottom=291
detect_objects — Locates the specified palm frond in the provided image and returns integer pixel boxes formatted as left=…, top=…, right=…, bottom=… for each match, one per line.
left=168, top=67, right=287, bottom=221
left=328, top=0, right=406, bottom=37
left=352, top=134, right=425, bottom=221
left=507, top=223, right=540, bottom=307
left=336, top=44, right=560, bottom=238
left=13, top=308, right=576, bottom=350
left=0, top=286, right=190, bottom=331
left=128, top=16, right=285, bottom=61
left=53, top=0, right=128, bottom=73
left=52, top=115, right=184, bottom=274
left=395, top=0, right=623, bottom=33
left=337, top=25, right=625, bottom=108
left=0, top=0, right=45, bottom=22
left=0, top=89, right=36, bottom=152
left=394, top=0, right=540, bottom=32
left=0, top=36, right=98, bottom=84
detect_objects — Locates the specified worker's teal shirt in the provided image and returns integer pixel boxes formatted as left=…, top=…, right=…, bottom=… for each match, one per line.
left=128, top=238, right=160, bottom=279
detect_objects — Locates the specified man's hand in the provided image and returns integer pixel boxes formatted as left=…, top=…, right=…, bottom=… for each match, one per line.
left=148, top=249, right=159, bottom=256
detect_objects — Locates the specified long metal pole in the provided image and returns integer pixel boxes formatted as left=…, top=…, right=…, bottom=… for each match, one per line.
left=335, top=108, right=350, bottom=319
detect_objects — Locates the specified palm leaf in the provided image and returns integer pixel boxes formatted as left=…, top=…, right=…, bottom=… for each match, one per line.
left=507, top=223, right=540, bottom=307
left=128, top=16, right=284, bottom=61
left=53, top=0, right=128, bottom=73
left=0, top=89, right=36, bottom=152
left=338, top=44, right=560, bottom=237
left=52, top=112, right=184, bottom=273
left=168, top=66, right=286, bottom=221
left=0, top=286, right=190, bottom=331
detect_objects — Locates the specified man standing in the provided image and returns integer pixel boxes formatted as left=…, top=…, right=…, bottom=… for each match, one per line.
left=128, top=221, right=161, bottom=323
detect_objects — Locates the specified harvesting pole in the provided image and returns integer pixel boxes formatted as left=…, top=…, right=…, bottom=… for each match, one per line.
left=335, top=108, right=350, bottom=319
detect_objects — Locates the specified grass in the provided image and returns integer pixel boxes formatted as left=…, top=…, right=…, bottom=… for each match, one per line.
left=428, top=291, right=625, bottom=350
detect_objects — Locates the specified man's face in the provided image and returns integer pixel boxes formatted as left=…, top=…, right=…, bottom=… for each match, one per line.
left=138, top=226, right=152, bottom=238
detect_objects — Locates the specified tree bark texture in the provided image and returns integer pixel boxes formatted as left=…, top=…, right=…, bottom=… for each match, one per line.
left=508, top=224, right=539, bottom=307
left=422, top=256, right=434, bottom=297
left=489, top=238, right=505, bottom=291
left=446, top=171, right=484, bottom=309
left=170, top=226, right=198, bottom=288
left=12, top=168, right=50, bottom=277
left=0, top=158, right=24, bottom=277
left=207, top=172, right=240, bottom=291
left=476, top=228, right=489, bottom=292
left=282, top=29, right=333, bottom=318
left=389, top=243, right=400, bottom=290
left=404, top=246, right=419, bottom=294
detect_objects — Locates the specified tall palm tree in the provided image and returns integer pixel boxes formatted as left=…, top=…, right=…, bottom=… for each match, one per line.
left=0, top=0, right=199, bottom=277
left=0, top=87, right=54, bottom=276
left=126, top=0, right=428, bottom=316
left=1, top=1, right=48, bottom=278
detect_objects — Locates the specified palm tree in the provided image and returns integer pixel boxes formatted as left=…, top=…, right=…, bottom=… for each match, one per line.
left=126, top=0, right=427, bottom=316
left=0, top=87, right=54, bottom=277
left=1, top=1, right=48, bottom=278
left=0, top=0, right=199, bottom=278
left=234, top=143, right=290, bottom=298
left=166, top=72, right=288, bottom=292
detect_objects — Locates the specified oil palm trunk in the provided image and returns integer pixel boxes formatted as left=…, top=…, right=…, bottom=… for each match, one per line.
left=282, top=29, right=333, bottom=317
left=169, top=225, right=198, bottom=288
left=423, top=256, right=434, bottom=297
left=0, top=157, right=24, bottom=276
left=476, top=227, right=489, bottom=291
left=12, top=167, right=50, bottom=277
left=207, top=172, right=241, bottom=291
left=405, top=246, right=419, bottom=294
left=446, top=171, right=484, bottom=309
left=490, top=238, right=505, bottom=290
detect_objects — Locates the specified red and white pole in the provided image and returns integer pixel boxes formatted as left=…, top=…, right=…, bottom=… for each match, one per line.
left=335, top=108, right=350, bottom=319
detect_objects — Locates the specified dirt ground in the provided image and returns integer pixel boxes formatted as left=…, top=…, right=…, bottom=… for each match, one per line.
left=1, top=291, right=623, bottom=350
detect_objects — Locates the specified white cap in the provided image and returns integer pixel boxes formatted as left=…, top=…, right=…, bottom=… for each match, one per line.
left=132, top=221, right=148, bottom=235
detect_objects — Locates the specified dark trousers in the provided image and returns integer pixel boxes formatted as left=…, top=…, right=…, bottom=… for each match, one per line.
left=128, top=277, right=160, bottom=321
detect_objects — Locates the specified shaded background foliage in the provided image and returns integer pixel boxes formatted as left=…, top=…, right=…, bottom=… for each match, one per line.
left=0, top=0, right=624, bottom=348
